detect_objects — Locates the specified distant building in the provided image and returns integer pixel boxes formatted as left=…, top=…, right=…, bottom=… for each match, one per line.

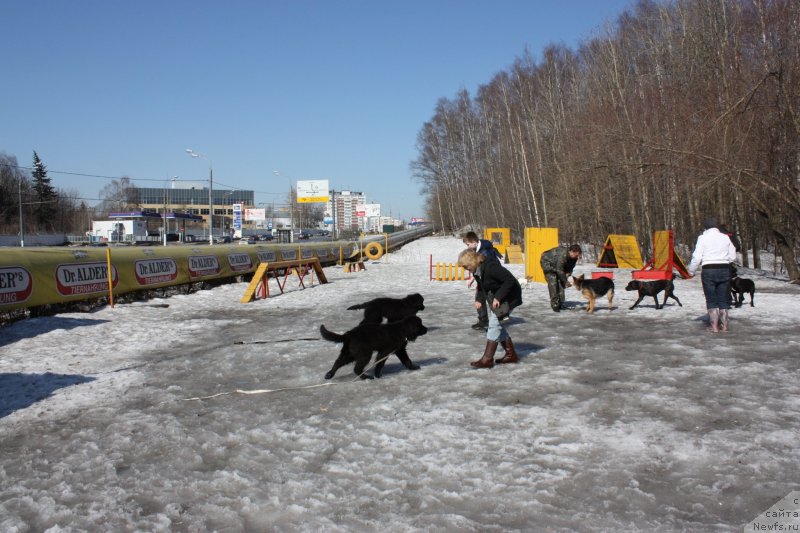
left=135, top=184, right=254, bottom=236
left=366, top=216, right=402, bottom=233
left=91, top=219, right=149, bottom=242
left=327, top=190, right=366, bottom=235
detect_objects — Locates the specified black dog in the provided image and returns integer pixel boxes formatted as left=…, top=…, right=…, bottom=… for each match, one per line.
left=347, top=293, right=425, bottom=324
left=321, top=316, right=427, bottom=379
left=625, top=279, right=683, bottom=310
left=731, top=276, right=755, bottom=307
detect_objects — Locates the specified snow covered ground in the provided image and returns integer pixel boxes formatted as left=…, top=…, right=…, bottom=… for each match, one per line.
left=1, top=235, right=799, bottom=532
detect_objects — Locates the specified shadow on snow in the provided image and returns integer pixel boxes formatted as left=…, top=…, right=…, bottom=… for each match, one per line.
left=0, top=372, right=96, bottom=418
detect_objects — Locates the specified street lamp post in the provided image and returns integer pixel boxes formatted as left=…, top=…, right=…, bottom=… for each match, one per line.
left=273, top=170, right=294, bottom=242
left=186, top=149, right=213, bottom=245
left=18, top=178, right=24, bottom=248
left=163, top=177, right=177, bottom=246
left=330, top=189, right=337, bottom=241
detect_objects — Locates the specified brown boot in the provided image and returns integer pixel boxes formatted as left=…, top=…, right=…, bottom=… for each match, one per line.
left=495, top=339, right=519, bottom=364
left=471, top=341, right=498, bottom=368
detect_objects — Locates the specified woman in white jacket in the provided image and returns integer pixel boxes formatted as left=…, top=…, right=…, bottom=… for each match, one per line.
left=687, top=217, right=738, bottom=332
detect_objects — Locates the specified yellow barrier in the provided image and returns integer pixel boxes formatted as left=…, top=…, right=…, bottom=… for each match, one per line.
left=524, top=227, right=559, bottom=283
left=429, top=255, right=472, bottom=281
left=504, top=244, right=524, bottom=264
left=597, top=234, right=643, bottom=269
left=0, top=242, right=355, bottom=313
left=434, top=263, right=470, bottom=281
left=485, top=227, right=511, bottom=256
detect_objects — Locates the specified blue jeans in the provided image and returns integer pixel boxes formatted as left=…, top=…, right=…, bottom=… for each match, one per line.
left=486, top=306, right=510, bottom=343
left=701, top=267, right=731, bottom=310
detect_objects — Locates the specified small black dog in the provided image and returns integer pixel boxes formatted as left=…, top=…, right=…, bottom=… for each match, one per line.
left=572, top=274, right=614, bottom=313
left=731, top=276, right=756, bottom=307
left=625, top=279, right=683, bottom=310
left=347, top=293, right=425, bottom=324
left=321, top=316, right=427, bottom=379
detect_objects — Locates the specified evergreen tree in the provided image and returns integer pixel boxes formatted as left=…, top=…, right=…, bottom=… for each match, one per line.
left=31, top=151, right=57, bottom=228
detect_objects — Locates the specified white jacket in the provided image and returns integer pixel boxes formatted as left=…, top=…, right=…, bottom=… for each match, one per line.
left=687, top=228, right=737, bottom=276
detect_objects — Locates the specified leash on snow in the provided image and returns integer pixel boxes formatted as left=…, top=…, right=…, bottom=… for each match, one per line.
left=233, top=337, right=320, bottom=345
left=178, top=353, right=395, bottom=402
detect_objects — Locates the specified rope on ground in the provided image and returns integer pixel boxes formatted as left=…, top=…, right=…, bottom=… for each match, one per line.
left=233, top=337, right=320, bottom=344
left=177, top=353, right=394, bottom=402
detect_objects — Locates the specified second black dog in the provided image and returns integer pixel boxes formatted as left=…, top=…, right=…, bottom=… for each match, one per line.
left=625, top=279, right=683, bottom=310
left=731, top=276, right=755, bottom=307
left=347, top=293, right=425, bottom=324
left=321, top=316, right=427, bottom=379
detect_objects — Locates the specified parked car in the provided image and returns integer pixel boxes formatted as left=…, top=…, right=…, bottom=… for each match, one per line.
left=215, top=235, right=232, bottom=244
left=259, top=234, right=274, bottom=241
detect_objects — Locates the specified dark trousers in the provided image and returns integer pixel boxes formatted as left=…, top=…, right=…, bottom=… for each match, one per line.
left=476, top=292, right=488, bottom=323
left=544, top=271, right=565, bottom=310
left=701, top=267, right=731, bottom=310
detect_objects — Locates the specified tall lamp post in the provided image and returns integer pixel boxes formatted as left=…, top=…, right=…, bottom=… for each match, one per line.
left=186, top=149, right=213, bottom=245
left=273, top=170, right=294, bottom=242
left=330, top=189, right=337, bottom=241
left=18, top=178, right=25, bottom=247
left=163, top=176, right=177, bottom=246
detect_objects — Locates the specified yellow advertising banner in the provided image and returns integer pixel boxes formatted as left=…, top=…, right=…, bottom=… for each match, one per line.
left=0, top=242, right=359, bottom=312
left=297, top=196, right=330, bottom=203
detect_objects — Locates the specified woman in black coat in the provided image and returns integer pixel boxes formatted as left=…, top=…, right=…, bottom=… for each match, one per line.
left=457, top=249, right=522, bottom=368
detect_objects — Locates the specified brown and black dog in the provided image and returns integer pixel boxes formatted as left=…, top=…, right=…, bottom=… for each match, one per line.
left=572, top=274, right=614, bottom=313
left=320, top=316, right=427, bottom=379
left=347, top=293, right=425, bottom=324
left=625, top=278, right=682, bottom=310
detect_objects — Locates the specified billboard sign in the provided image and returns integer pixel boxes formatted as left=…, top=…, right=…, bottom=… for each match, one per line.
left=356, top=204, right=380, bottom=217
left=245, top=208, right=265, bottom=222
left=297, top=180, right=329, bottom=203
left=233, top=203, right=242, bottom=231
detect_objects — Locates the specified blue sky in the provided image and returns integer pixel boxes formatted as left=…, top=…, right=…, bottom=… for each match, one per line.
left=1, top=0, right=632, bottom=221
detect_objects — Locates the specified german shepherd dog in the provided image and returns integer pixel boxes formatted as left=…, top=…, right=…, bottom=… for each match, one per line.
left=320, top=316, right=428, bottom=379
left=347, top=293, right=425, bottom=324
left=572, top=274, right=614, bottom=313
left=625, top=279, right=682, bottom=310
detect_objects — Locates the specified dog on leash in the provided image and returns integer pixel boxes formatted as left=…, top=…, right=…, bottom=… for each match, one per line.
left=572, top=274, right=614, bottom=313
left=731, top=276, right=756, bottom=307
left=320, top=316, right=428, bottom=379
left=347, top=293, right=425, bottom=324
left=625, top=278, right=682, bottom=310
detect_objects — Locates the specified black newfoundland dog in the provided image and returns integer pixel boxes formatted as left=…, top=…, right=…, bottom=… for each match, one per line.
left=320, top=316, right=428, bottom=379
left=347, top=293, right=425, bottom=324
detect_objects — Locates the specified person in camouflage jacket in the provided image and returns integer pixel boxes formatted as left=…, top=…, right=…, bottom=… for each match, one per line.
left=540, top=244, right=582, bottom=312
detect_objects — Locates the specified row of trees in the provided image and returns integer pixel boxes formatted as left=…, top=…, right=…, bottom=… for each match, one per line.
left=0, top=153, right=92, bottom=236
left=413, top=0, right=800, bottom=280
